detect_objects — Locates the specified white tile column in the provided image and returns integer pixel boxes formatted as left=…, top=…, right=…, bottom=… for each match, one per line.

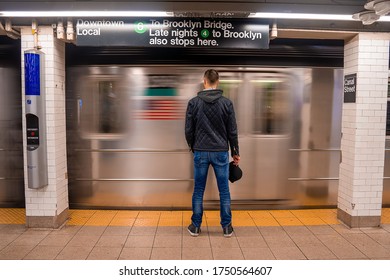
left=21, top=26, right=69, bottom=228
left=338, top=33, right=390, bottom=228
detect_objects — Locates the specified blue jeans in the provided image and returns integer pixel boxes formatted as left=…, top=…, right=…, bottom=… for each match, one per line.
left=191, top=151, right=231, bottom=228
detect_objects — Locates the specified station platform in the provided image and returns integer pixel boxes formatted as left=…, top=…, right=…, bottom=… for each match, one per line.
left=1, top=208, right=390, bottom=260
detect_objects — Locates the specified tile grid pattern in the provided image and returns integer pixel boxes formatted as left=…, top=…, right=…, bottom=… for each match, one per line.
left=340, top=33, right=390, bottom=218
left=21, top=26, right=68, bottom=217
left=1, top=208, right=390, bottom=260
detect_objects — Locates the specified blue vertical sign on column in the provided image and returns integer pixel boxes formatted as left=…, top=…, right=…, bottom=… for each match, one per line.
left=25, top=50, right=48, bottom=189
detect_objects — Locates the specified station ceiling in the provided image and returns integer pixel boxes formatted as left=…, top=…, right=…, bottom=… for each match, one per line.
left=0, top=1, right=387, bottom=67
left=0, top=1, right=389, bottom=35
left=0, top=1, right=371, bottom=16
left=0, top=0, right=368, bottom=14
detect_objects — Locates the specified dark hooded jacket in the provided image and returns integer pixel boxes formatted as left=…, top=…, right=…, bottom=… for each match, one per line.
left=185, top=89, right=239, bottom=157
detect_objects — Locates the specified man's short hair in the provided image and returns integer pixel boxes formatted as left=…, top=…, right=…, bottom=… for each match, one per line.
left=204, top=69, right=219, bottom=84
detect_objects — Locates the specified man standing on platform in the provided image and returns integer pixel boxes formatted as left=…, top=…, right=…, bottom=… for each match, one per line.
left=185, top=69, right=240, bottom=237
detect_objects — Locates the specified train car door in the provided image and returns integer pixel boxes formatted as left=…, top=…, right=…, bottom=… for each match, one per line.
left=243, top=71, right=293, bottom=201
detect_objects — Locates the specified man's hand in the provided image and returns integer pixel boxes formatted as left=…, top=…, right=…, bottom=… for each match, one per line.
left=233, top=155, right=240, bottom=165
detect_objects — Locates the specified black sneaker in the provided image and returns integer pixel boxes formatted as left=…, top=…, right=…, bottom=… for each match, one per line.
left=187, top=223, right=201, bottom=237
left=223, top=224, right=234, bottom=237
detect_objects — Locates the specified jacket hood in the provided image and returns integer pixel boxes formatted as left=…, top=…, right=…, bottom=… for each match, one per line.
left=197, top=89, right=223, bottom=103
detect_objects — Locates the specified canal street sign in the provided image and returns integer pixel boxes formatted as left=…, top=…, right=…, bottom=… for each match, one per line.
left=344, top=73, right=357, bottom=103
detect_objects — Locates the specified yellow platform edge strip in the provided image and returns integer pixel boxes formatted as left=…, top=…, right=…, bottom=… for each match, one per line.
left=1, top=208, right=390, bottom=227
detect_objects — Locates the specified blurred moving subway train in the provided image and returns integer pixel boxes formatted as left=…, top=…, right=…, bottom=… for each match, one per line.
left=1, top=38, right=390, bottom=209
left=66, top=38, right=350, bottom=208
left=66, top=64, right=344, bottom=209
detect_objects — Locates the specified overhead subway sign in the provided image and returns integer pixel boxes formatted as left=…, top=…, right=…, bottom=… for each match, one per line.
left=76, top=18, right=269, bottom=49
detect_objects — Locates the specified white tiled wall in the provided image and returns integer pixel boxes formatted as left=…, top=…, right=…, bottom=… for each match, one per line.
left=21, top=26, right=69, bottom=217
left=339, top=33, right=390, bottom=217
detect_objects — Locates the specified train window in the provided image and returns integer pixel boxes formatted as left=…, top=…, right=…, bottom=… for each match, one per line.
left=219, top=79, right=240, bottom=106
left=252, top=81, right=289, bottom=135
left=98, top=81, right=124, bottom=133
left=133, top=75, right=185, bottom=120
left=219, top=76, right=242, bottom=127
left=220, top=80, right=240, bottom=96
